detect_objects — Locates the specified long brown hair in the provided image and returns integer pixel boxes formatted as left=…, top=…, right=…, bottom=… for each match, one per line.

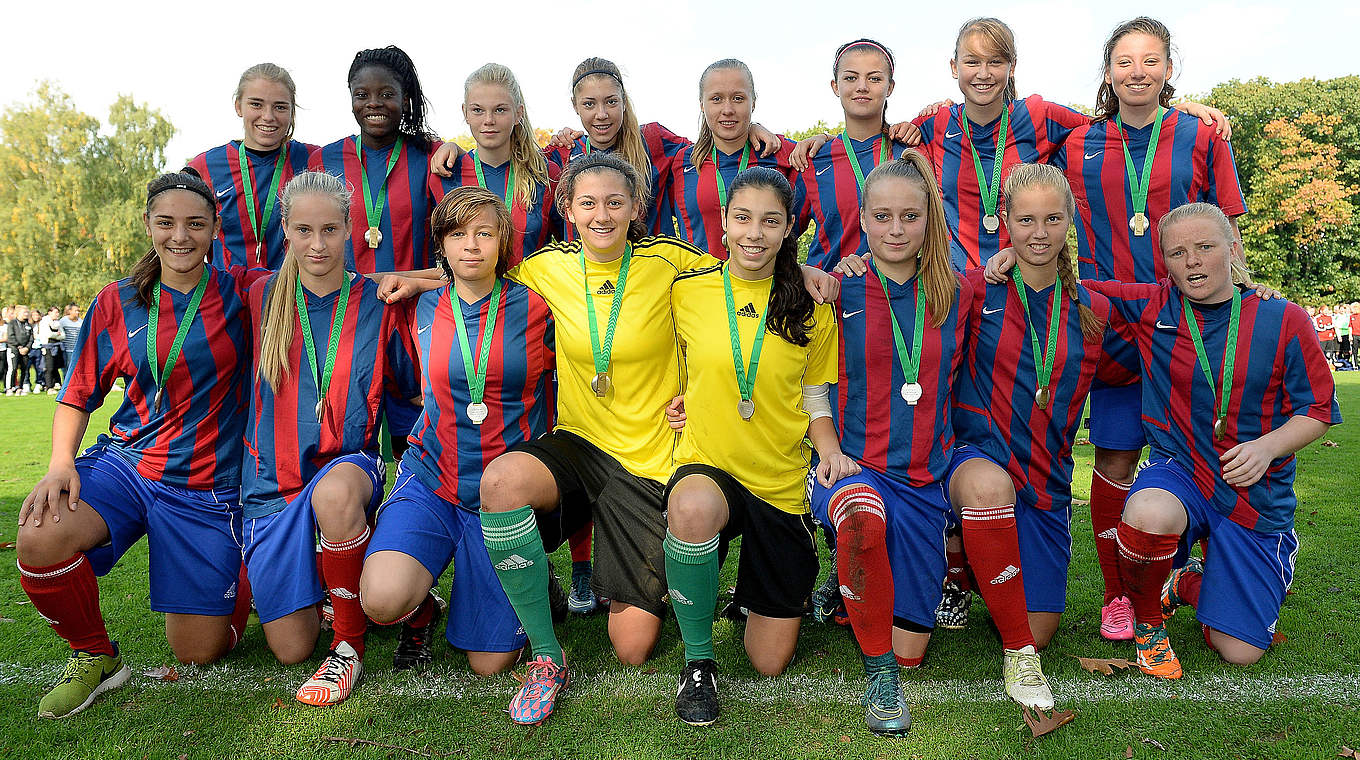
left=861, top=151, right=958, bottom=328
left=257, top=171, right=351, bottom=392
left=833, top=38, right=895, bottom=135
left=555, top=152, right=651, bottom=244
left=1001, top=163, right=1102, bottom=341
left=135, top=169, right=218, bottom=310
left=727, top=167, right=813, bottom=346
left=431, top=186, right=516, bottom=280
left=234, top=62, right=298, bottom=142
left=571, top=58, right=651, bottom=195
left=1092, top=17, right=1176, bottom=124
left=954, top=18, right=1018, bottom=103
left=691, top=59, right=756, bottom=171
left=464, top=63, right=550, bottom=208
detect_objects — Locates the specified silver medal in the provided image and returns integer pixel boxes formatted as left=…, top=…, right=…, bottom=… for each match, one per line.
left=901, top=382, right=923, bottom=405
left=315, top=400, right=324, bottom=423
left=982, top=214, right=1001, bottom=234
left=467, top=402, right=489, bottom=425
left=737, top=398, right=755, bottom=420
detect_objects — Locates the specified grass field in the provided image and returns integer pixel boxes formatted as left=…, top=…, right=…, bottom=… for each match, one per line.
left=0, top=377, right=1357, bottom=759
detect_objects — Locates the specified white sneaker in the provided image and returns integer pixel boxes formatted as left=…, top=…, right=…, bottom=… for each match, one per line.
left=1002, top=645, right=1054, bottom=710
left=296, top=640, right=363, bottom=706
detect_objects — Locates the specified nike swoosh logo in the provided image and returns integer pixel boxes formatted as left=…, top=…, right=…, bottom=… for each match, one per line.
left=945, top=130, right=962, bottom=139
left=1155, top=320, right=1178, bottom=330
left=841, top=309, right=864, bottom=319
left=982, top=306, right=1003, bottom=315
left=1084, top=151, right=1103, bottom=160
left=817, top=165, right=832, bottom=176
left=127, top=324, right=147, bottom=339
left=418, top=323, right=431, bottom=334
left=683, top=165, right=696, bottom=173
left=216, top=187, right=230, bottom=198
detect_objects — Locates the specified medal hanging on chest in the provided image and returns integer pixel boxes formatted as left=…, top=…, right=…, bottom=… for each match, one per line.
left=722, top=265, right=769, bottom=421
left=1182, top=290, right=1242, bottom=442
left=581, top=245, right=632, bottom=399
left=1010, top=266, right=1063, bottom=412
left=960, top=105, right=1009, bottom=236
left=451, top=279, right=503, bottom=425
left=147, top=267, right=210, bottom=413
left=355, top=135, right=404, bottom=250
left=1116, top=107, right=1163, bottom=238
left=296, top=275, right=351, bottom=424
left=237, top=142, right=288, bottom=266
left=874, top=266, right=927, bottom=406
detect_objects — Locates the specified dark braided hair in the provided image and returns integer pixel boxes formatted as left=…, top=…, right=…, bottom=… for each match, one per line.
left=134, top=168, right=217, bottom=309
left=348, top=46, right=438, bottom=151
left=726, top=167, right=814, bottom=347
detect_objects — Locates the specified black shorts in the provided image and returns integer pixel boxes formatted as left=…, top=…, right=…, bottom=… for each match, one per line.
left=665, top=463, right=819, bottom=619
left=512, top=430, right=668, bottom=617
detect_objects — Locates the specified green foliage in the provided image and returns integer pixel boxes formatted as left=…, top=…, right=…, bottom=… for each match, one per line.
left=784, top=120, right=843, bottom=142
left=0, top=83, right=172, bottom=308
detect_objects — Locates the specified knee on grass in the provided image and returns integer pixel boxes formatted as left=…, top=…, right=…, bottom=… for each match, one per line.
left=467, top=650, right=520, bottom=676
left=1209, top=629, right=1266, bottom=666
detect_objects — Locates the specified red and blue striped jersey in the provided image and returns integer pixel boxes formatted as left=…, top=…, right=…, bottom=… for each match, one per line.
left=1054, top=110, right=1247, bottom=284
left=401, top=280, right=555, bottom=510
left=664, top=137, right=803, bottom=258
left=58, top=268, right=254, bottom=491
left=913, top=96, right=1087, bottom=270
left=1090, top=280, right=1341, bottom=533
left=543, top=122, right=690, bottom=239
left=241, top=274, right=419, bottom=519
left=308, top=137, right=445, bottom=274
left=952, top=269, right=1137, bottom=512
left=833, top=266, right=971, bottom=486
left=189, top=139, right=319, bottom=270
left=432, top=153, right=562, bottom=267
left=796, top=135, right=913, bottom=271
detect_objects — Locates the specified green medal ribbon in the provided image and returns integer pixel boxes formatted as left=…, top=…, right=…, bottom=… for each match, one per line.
left=960, top=105, right=1009, bottom=232
left=1115, top=106, right=1163, bottom=235
left=295, top=275, right=352, bottom=423
left=355, top=135, right=404, bottom=246
left=1182, top=289, right=1241, bottom=441
left=580, top=244, right=633, bottom=396
left=840, top=133, right=891, bottom=191
left=1010, top=266, right=1063, bottom=410
left=236, top=142, right=288, bottom=265
left=147, top=267, right=210, bottom=412
left=711, top=142, right=751, bottom=209
left=873, top=265, right=926, bottom=405
left=451, top=279, right=503, bottom=415
left=472, top=150, right=516, bottom=211
left=722, top=264, right=769, bottom=420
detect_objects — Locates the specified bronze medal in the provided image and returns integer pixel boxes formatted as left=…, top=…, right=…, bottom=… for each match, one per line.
left=1130, top=212, right=1149, bottom=237
left=1035, top=386, right=1051, bottom=410
left=364, top=226, right=383, bottom=248
left=591, top=372, right=610, bottom=398
left=1213, top=416, right=1226, bottom=441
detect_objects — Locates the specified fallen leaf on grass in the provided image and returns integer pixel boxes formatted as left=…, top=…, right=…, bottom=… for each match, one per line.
left=1272, top=632, right=1288, bottom=646
left=1338, top=746, right=1356, bottom=758
left=1072, top=499, right=1090, bottom=508
left=1142, top=737, right=1167, bottom=750
left=142, top=666, right=179, bottom=682
left=1022, top=707, right=1075, bottom=738
left=0, top=541, right=15, bottom=550
left=1125, top=747, right=1134, bottom=759
left=271, top=698, right=284, bottom=709
left=839, top=735, right=853, bottom=743
left=182, top=730, right=194, bottom=737
left=1322, top=439, right=1339, bottom=448
left=1074, top=656, right=1137, bottom=675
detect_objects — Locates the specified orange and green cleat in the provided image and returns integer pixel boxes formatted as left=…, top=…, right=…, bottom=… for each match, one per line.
left=1134, top=622, right=1183, bottom=680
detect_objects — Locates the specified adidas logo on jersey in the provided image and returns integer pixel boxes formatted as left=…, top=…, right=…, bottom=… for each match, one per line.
left=224, top=582, right=237, bottom=600
left=329, top=587, right=359, bottom=600
left=737, top=302, right=760, bottom=318
left=494, top=554, right=532, bottom=571
left=1097, top=527, right=1119, bottom=540
left=990, top=565, right=1020, bottom=585
left=838, top=584, right=861, bottom=601
left=669, top=589, right=693, bottom=605
left=596, top=280, right=616, bottom=295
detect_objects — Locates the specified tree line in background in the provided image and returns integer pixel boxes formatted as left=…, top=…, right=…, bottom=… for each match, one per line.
left=0, top=77, right=1356, bottom=308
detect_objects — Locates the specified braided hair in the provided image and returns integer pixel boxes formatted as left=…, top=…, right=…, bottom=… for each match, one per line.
left=348, top=46, right=438, bottom=151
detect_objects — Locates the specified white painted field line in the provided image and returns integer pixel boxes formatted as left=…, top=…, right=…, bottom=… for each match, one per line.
left=2, top=661, right=1357, bottom=705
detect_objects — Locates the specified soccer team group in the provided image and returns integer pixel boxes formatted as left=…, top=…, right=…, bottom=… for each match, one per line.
left=12, top=14, right=1342, bottom=736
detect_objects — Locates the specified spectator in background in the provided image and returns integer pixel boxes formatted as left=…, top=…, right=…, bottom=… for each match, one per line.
left=0, top=306, right=10, bottom=393
left=1315, top=305, right=1337, bottom=366
left=7, top=305, right=34, bottom=394
left=38, top=306, right=64, bottom=392
left=27, top=306, right=45, bottom=392
left=1350, top=303, right=1360, bottom=368
left=59, top=304, right=82, bottom=365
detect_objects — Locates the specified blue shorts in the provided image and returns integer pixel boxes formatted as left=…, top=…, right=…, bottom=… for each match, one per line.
left=945, top=445, right=1073, bottom=613
left=1088, top=382, right=1147, bottom=451
left=367, top=468, right=526, bottom=653
left=76, top=444, right=242, bottom=616
left=242, top=452, right=385, bottom=624
left=810, top=468, right=949, bottom=630
left=1129, top=458, right=1297, bottom=651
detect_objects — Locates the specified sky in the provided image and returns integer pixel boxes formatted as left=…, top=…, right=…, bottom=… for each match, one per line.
left=4, top=1, right=1354, bottom=167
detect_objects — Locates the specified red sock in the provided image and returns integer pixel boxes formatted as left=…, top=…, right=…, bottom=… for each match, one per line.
left=1115, top=522, right=1180, bottom=626
left=959, top=504, right=1035, bottom=650
left=228, top=562, right=252, bottom=650
left=18, top=554, right=115, bottom=656
left=321, top=526, right=370, bottom=656
left=945, top=540, right=973, bottom=593
left=394, top=594, right=434, bottom=628
left=1177, top=568, right=1203, bottom=609
left=569, top=521, right=593, bottom=564
left=896, top=653, right=923, bottom=668
left=830, top=485, right=895, bottom=658
left=1090, top=469, right=1132, bottom=603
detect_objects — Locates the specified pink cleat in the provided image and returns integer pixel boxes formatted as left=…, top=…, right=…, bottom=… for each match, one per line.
left=1100, top=595, right=1135, bottom=641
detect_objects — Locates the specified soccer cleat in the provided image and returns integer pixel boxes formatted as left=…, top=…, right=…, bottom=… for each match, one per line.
left=1134, top=622, right=1183, bottom=680
left=719, top=600, right=748, bottom=622
left=861, top=651, right=910, bottom=736
left=548, top=572, right=569, bottom=625
left=810, top=556, right=842, bottom=624
left=934, top=579, right=971, bottom=630
left=1002, top=645, right=1055, bottom=710
left=393, top=597, right=444, bottom=671
left=509, top=655, right=569, bottom=725
left=1161, top=556, right=1204, bottom=620
left=296, top=641, right=363, bottom=705
left=567, top=561, right=601, bottom=615
left=675, top=658, right=719, bottom=726
left=37, top=646, right=131, bottom=719
left=1100, top=595, right=1135, bottom=641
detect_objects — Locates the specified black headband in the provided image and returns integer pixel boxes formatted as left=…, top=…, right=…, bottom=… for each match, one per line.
left=572, top=68, right=623, bottom=89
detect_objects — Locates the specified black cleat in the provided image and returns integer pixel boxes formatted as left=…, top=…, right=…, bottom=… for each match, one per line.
left=393, top=596, right=443, bottom=671
left=675, top=658, right=720, bottom=726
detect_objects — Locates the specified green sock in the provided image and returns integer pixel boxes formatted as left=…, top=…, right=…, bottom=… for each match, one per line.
left=481, top=506, right=562, bottom=666
left=664, top=530, right=720, bottom=662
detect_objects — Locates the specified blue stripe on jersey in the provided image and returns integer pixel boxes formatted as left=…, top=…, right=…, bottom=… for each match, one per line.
left=798, top=135, right=911, bottom=271
left=190, top=140, right=317, bottom=270
left=668, top=137, right=802, bottom=258
left=432, top=153, right=561, bottom=266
